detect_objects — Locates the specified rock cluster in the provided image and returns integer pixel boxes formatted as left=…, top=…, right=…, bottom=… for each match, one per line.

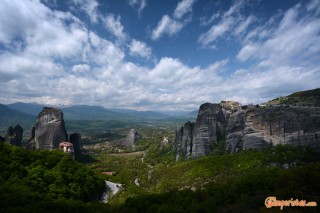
left=174, top=102, right=320, bottom=160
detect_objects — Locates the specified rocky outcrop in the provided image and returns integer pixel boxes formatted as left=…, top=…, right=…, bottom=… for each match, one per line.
left=161, top=137, right=169, bottom=146
left=29, top=107, right=68, bottom=150
left=174, top=121, right=195, bottom=160
left=70, top=133, right=81, bottom=160
left=5, top=125, right=23, bottom=146
left=173, top=103, right=228, bottom=160
left=122, top=129, right=141, bottom=148
left=174, top=102, right=320, bottom=160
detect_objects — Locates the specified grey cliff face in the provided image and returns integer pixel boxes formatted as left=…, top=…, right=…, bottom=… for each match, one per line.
left=173, top=103, right=228, bottom=160
left=175, top=103, right=320, bottom=159
left=123, top=129, right=141, bottom=148
left=226, top=107, right=320, bottom=153
left=5, top=125, right=23, bottom=146
left=173, top=121, right=195, bottom=160
left=192, top=103, right=227, bottom=158
left=32, top=107, right=68, bottom=150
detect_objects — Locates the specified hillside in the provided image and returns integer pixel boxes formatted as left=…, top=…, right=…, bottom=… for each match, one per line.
left=265, top=88, right=320, bottom=107
left=62, top=105, right=134, bottom=121
left=7, top=102, right=44, bottom=116
left=88, top=142, right=320, bottom=212
left=0, top=104, right=35, bottom=134
left=109, top=108, right=170, bottom=120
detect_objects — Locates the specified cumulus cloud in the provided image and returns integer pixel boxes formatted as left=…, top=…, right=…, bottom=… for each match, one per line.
left=0, top=0, right=319, bottom=111
left=72, top=64, right=90, bottom=73
left=70, top=0, right=99, bottom=23
left=129, top=39, right=152, bottom=59
left=151, top=15, right=183, bottom=40
left=151, top=0, right=196, bottom=40
left=102, top=14, right=127, bottom=41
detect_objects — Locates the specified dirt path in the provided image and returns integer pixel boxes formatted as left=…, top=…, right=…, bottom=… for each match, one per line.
left=107, top=151, right=145, bottom=157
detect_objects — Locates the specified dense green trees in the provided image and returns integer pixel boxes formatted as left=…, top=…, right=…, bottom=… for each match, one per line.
left=0, top=142, right=107, bottom=212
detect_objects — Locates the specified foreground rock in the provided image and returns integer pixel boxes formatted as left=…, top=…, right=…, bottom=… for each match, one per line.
left=5, top=125, right=23, bottom=146
left=28, top=107, right=68, bottom=150
left=101, top=181, right=123, bottom=203
left=174, top=102, right=320, bottom=160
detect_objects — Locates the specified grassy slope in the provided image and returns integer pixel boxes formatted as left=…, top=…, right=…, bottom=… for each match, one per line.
left=87, top=136, right=320, bottom=212
left=266, top=88, right=320, bottom=107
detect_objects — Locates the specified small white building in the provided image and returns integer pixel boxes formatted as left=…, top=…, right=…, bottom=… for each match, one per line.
left=59, top=141, right=74, bottom=154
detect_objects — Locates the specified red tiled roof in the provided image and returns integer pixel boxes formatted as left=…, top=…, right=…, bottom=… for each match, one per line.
left=59, top=141, right=73, bottom=147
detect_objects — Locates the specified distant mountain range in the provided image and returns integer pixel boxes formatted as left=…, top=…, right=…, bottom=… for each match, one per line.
left=0, top=102, right=197, bottom=134
left=4, top=103, right=195, bottom=121
left=0, top=104, right=35, bottom=130
left=1, top=88, right=319, bottom=136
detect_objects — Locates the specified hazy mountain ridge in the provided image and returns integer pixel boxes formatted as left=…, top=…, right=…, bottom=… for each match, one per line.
left=0, top=104, right=35, bottom=131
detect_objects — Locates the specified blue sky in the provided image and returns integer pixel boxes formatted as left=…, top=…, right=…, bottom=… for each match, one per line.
left=0, top=0, right=319, bottom=111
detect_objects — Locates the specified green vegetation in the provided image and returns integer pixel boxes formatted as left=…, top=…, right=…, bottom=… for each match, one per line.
left=116, top=163, right=320, bottom=212
left=266, top=88, right=320, bottom=107
left=0, top=142, right=108, bottom=212
left=2, top=126, right=320, bottom=212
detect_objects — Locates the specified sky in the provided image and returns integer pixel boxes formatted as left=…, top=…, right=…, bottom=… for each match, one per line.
left=0, top=0, right=320, bottom=111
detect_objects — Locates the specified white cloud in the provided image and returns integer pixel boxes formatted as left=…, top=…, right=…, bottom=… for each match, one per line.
left=174, top=0, right=197, bottom=19
left=198, top=17, right=233, bottom=46
left=236, top=44, right=257, bottom=62
left=71, top=0, right=99, bottom=23
left=235, top=15, right=255, bottom=35
left=129, top=39, right=152, bottom=59
left=198, top=0, right=255, bottom=47
left=151, top=0, right=196, bottom=40
left=102, top=14, right=127, bottom=41
left=129, top=0, right=147, bottom=16
left=72, top=64, right=90, bottom=73
left=151, top=15, right=183, bottom=40
left=238, top=2, right=320, bottom=67
left=0, top=0, right=319, bottom=111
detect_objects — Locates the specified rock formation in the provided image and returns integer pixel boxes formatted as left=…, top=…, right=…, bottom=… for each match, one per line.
left=5, top=125, right=23, bottom=146
left=70, top=133, right=81, bottom=160
left=173, top=103, right=228, bottom=160
left=174, top=102, right=320, bottom=160
left=161, top=136, right=169, bottom=146
left=226, top=106, right=320, bottom=153
left=28, top=107, right=68, bottom=150
left=122, top=129, right=141, bottom=148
